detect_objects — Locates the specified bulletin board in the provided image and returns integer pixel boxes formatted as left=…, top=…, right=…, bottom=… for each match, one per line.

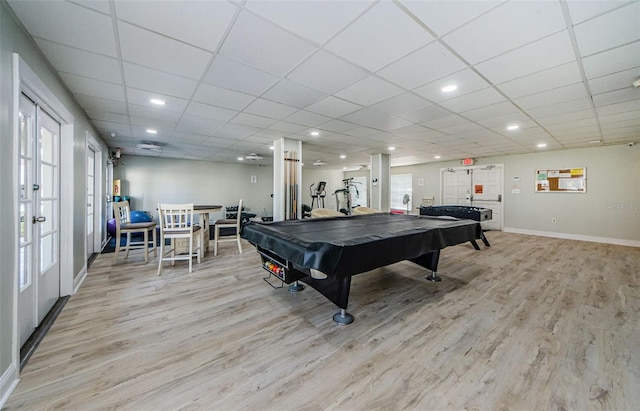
left=535, top=167, right=586, bottom=193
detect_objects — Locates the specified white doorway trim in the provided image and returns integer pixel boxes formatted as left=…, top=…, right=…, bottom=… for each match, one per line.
left=86, top=132, right=103, bottom=258
left=439, top=163, right=504, bottom=230
left=11, top=54, right=75, bottom=386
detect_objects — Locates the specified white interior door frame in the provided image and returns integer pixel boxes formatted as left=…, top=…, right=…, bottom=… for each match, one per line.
left=440, top=163, right=504, bottom=230
left=86, top=132, right=103, bottom=257
left=12, top=53, right=75, bottom=377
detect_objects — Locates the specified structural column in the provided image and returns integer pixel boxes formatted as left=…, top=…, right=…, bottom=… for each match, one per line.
left=370, top=153, right=390, bottom=212
left=273, top=138, right=302, bottom=222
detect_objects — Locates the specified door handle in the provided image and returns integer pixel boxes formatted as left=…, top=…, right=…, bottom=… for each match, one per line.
left=87, top=203, right=92, bottom=207
left=32, top=216, right=46, bottom=224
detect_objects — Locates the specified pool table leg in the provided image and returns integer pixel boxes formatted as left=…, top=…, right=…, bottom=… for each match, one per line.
left=333, top=309, right=354, bottom=325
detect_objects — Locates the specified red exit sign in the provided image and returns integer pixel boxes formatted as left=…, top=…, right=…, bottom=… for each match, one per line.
left=462, top=158, right=475, bottom=166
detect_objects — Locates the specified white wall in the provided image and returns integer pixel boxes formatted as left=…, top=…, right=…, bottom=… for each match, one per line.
left=394, top=144, right=640, bottom=245
left=1, top=2, right=109, bottom=405
left=115, top=156, right=348, bottom=220
left=114, top=156, right=274, bottom=221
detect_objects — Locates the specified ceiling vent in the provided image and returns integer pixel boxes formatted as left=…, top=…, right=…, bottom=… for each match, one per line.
left=245, top=153, right=264, bottom=160
left=136, top=142, right=164, bottom=152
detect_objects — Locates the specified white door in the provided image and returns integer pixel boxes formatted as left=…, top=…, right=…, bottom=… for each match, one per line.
left=18, top=94, right=61, bottom=347
left=471, top=166, right=503, bottom=231
left=86, top=147, right=96, bottom=258
left=442, top=169, right=471, bottom=205
left=441, top=165, right=504, bottom=231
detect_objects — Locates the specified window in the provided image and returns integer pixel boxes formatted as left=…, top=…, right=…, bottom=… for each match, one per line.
left=390, top=174, right=412, bottom=213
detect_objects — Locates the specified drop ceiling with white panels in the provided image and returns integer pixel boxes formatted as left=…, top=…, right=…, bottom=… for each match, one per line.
left=8, top=0, right=640, bottom=169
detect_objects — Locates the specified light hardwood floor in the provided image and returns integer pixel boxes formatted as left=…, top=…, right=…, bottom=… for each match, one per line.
left=5, top=231, right=639, bottom=410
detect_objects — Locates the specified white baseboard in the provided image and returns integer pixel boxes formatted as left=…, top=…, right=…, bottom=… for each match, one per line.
left=73, top=265, right=88, bottom=294
left=503, top=227, right=640, bottom=248
left=0, top=363, right=19, bottom=409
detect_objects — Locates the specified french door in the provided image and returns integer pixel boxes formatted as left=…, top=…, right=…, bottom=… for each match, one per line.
left=86, top=147, right=96, bottom=258
left=18, top=93, right=61, bottom=347
left=441, top=165, right=503, bottom=231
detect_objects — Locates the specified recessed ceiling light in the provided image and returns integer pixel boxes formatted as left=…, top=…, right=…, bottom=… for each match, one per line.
left=237, top=157, right=244, bottom=161
left=340, top=154, right=346, bottom=159
left=434, top=155, right=441, bottom=159
left=388, top=146, right=396, bottom=150
left=343, top=167, right=347, bottom=170
left=310, top=131, right=319, bottom=136
left=507, top=124, right=520, bottom=131
left=589, top=139, right=601, bottom=144
left=537, top=143, right=547, bottom=148
left=150, top=98, right=166, bottom=106
left=269, top=146, right=274, bottom=150
left=146, top=129, right=158, bottom=134
left=442, top=84, right=457, bottom=93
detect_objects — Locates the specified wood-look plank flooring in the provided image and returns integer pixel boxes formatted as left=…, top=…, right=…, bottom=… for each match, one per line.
left=4, top=232, right=640, bottom=410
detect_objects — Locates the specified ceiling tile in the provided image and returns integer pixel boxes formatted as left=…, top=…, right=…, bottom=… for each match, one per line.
left=377, top=41, right=467, bottom=90
left=474, top=30, right=575, bottom=84
left=35, top=39, right=122, bottom=84
left=395, top=104, right=450, bottom=123
left=588, top=68, right=640, bottom=95
left=212, top=123, right=259, bottom=140
left=306, top=96, right=362, bottom=118
left=439, top=87, right=506, bottom=113
left=316, top=120, right=358, bottom=133
left=59, top=72, right=125, bottom=102
left=176, top=115, right=225, bottom=136
left=74, top=94, right=126, bottom=114
left=574, top=2, right=640, bottom=57
left=335, top=76, right=405, bottom=106
left=219, top=10, right=317, bottom=76
left=582, top=41, right=640, bottom=79
left=325, top=1, right=433, bottom=72
left=8, top=0, right=118, bottom=56
left=592, top=88, right=640, bottom=107
left=245, top=0, right=371, bottom=45
left=442, top=1, right=566, bottom=64
left=114, top=0, right=237, bottom=51
left=126, top=88, right=188, bottom=113
left=284, top=110, right=332, bottom=127
left=128, top=104, right=182, bottom=123
left=528, top=97, right=594, bottom=119
left=287, top=50, right=369, bottom=94
left=203, top=55, right=279, bottom=96
left=192, top=83, right=255, bottom=111
left=566, top=0, right=636, bottom=24
left=368, top=92, right=431, bottom=116
left=460, top=101, right=520, bottom=122
left=230, top=113, right=278, bottom=129
left=412, top=68, right=491, bottom=103
left=341, top=110, right=413, bottom=131
left=421, top=114, right=467, bottom=130
left=123, top=63, right=198, bottom=100
left=184, top=102, right=238, bottom=122
left=117, top=22, right=212, bottom=80
left=514, top=83, right=589, bottom=110
left=243, top=98, right=299, bottom=120
left=400, top=0, right=502, bottom=37
left=496, top=62, right=582, bottom=99
left=267, top=121, right=307, bottom=134
left=262, top=79, right=327, bottom=108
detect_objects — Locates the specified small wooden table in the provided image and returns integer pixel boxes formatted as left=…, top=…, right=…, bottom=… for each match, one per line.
left=194, top=205, right=223, bottom=255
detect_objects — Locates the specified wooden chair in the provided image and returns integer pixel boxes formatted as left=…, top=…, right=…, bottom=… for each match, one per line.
left=214, top=199, right=243, bottom=256
left=112, top=201, right=156, bottom=265
left=157, top=203, right=201, bottom=275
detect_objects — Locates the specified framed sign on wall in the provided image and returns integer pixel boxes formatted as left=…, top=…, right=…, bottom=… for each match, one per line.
left=535, top=167, right=586, bottom=193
